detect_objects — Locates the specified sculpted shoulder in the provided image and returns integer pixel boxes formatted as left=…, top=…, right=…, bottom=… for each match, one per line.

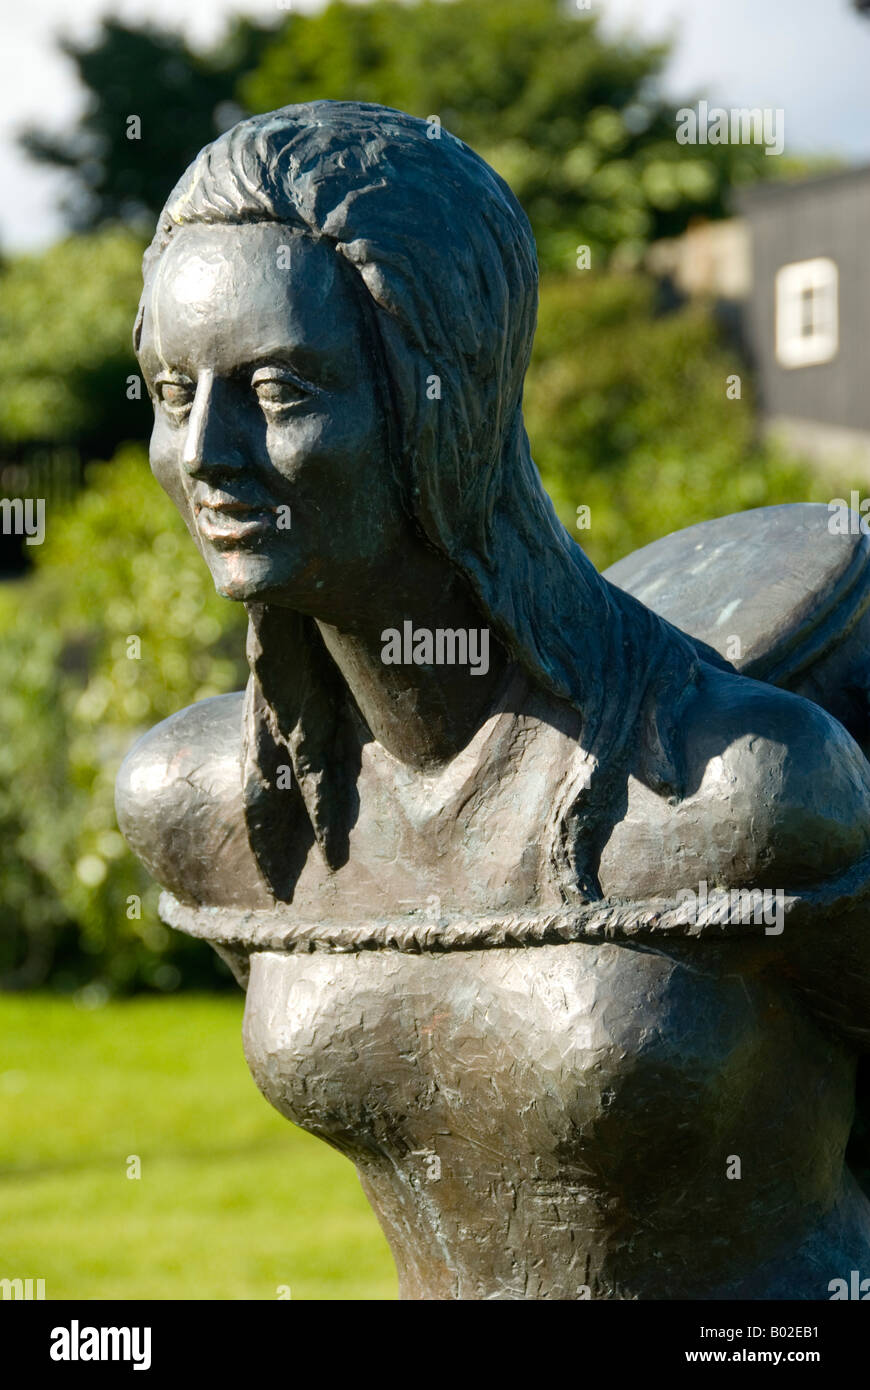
left=115, top=691, right=272, bottom=907
left=599, top=664, right=870, bottom=899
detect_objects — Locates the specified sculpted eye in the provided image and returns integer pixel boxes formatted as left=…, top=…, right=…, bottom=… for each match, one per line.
left=251, top=368, right=309, bottom=414
left=154, top=375, right=195, bottom=415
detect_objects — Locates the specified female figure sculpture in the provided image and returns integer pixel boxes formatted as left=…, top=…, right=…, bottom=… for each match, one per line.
left=117, top=102, right=870, bottom=1299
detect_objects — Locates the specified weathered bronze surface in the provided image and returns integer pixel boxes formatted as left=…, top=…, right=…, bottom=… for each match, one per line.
left=117, top=103, right=870, bottom=1300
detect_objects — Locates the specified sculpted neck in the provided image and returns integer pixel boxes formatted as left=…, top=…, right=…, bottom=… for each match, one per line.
left=243, top=527, right=513, bottom=775
left=313, top=558, right=511, bottom=770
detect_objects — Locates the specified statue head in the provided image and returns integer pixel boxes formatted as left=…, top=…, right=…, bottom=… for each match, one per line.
left=136, top=101, right=700, bottom=886
left=136, top=101, right=539, bottom=613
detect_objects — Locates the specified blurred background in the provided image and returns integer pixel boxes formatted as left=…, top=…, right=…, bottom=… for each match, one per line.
left=1, top=0, right=869, bottom=1299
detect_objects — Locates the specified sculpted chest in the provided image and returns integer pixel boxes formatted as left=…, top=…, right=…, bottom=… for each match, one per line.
left=129, top=624, right=870, bottom=1299
left=117, top=673, right=794, bottom=925
left=241, top=940, right=854, bottom=1299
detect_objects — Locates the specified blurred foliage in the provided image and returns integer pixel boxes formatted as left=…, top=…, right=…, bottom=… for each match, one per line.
left=0, top=3, right=827, bottom=992
left=242, top=0, right=775, bottom=270
left=526, top=273, right=815, bottom=568
left=18, top=17, right=276, bottom=235
left=0, top=446, right=247, bottom=992
left=0, top=227, right=146, bottom=457
left=21, top=2, right=784, bottom=272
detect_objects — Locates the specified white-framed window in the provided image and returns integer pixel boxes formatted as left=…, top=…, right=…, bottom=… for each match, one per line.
left=775, top=256, right=839, bottom=368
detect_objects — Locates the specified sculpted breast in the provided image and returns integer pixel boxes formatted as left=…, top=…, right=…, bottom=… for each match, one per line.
left=244, top=942, right=767, bottom=1158
left=242, top=939, right=854, bottom=1297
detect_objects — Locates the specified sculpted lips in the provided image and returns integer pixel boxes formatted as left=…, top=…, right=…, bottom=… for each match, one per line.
left=194, top=492, right=278, bottom=546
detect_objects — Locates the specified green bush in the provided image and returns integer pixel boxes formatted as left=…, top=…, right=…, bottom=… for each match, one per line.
left=0, top=227, right=147, bottom=456
left=0, top=445, right=247, bottom=993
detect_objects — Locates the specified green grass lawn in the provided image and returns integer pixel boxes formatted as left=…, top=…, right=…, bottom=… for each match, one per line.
left=0, top=994, right=396, bottom=1300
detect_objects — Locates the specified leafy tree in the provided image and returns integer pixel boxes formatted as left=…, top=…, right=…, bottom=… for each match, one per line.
left=21, top=3, right=778, bottom=269
left=18, top=17, right=277, bottom=234
left=0, top=227, right=146, bottom=457
left=242, top=0, right=774, bottom=269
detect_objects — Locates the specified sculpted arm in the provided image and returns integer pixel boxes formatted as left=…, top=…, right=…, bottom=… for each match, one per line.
left=600, top=665, right=870, bottom=1049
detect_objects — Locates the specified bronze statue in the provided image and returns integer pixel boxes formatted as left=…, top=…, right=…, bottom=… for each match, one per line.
left=117, top=102, right=870, bottom=1300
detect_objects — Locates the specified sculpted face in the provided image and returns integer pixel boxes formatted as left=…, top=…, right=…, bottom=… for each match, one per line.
left=137, top=223, right=405, bottom=612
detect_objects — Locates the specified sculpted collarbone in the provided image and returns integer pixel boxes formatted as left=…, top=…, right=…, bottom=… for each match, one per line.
left=117, top=653, right=870, bottom=923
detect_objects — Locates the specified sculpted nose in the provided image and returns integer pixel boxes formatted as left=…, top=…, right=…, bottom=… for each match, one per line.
left=182, top=374, right=245, bottom=479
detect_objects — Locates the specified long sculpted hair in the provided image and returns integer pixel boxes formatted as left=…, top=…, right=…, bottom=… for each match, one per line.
left=139, top=102, right=709, bottom=902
